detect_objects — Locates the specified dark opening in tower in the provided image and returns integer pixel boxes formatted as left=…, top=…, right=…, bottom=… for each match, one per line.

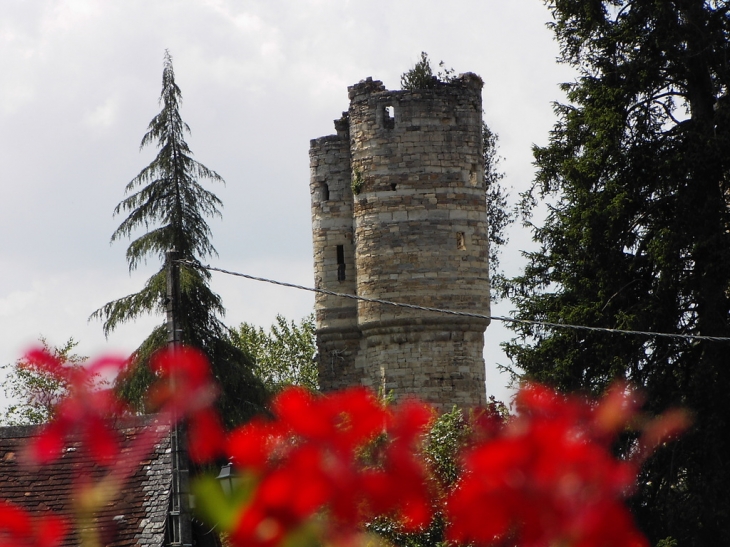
left=336, top=245, right=346, bottom=281
left=384, top=105, right=395, bottom=129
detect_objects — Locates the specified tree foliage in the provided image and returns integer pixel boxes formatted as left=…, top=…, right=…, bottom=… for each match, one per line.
left=400, top=51, right=457, bottom=91
left=91, top=51, right=265, bottom=427
left=229, top=314, right=318, bottom=393
left=505, top=2, right=730, bottom=544
left=0, top=338, right=88, bottom=425
left=400, top=52, right=438, bottom=90
left=368, top=400, right=510, bottom=547
left=482, top=122, right=512, bottom=294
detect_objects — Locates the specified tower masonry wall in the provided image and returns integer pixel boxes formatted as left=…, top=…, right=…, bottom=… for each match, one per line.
left=309, top=127, right=363, bottom=390
left=310, top=74, right=490, bottom=408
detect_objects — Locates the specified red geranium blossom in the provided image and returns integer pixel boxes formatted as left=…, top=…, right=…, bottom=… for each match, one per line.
left=0, top=502, right=67, bottom=547
left=148, top=346, right=225, bottom=463
left=6, top=346, right=688, bottom=547
left=226, top=387, right=434, bottom=546
left=22, top=349, right=128, bottom=465
left=445, top=383, right=687, bottom=547
left=16, top=345, right=226, bottom=547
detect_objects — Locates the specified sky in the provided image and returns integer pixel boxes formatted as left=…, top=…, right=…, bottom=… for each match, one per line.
left=0, top=0, right=576, bottom=408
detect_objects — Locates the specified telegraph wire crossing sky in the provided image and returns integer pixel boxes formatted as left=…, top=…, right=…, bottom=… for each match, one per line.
left=0, top=1, right=576, bottom=406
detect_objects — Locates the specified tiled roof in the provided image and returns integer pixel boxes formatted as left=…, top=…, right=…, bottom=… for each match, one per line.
left=0, top=418, right=172, bottom=547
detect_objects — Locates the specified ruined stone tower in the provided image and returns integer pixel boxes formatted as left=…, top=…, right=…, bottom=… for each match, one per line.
left=309, top=74, right=490, bottom=408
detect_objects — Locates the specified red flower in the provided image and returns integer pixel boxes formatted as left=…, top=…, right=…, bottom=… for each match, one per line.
left=10, top=346, right=229, bottom=546
left=11, top=345, right=686, bottom=547
left=187, top=406, right=226, bottom=464
left=360, top=399, right=434, bottom=530
left=0, top=502, right=67, bottom=547
left=445, top=383, right=685, bottom=547
left=149, top=346, right=217, bottom=414
left=227, top=416, right=283, bottom=471
left=149, top=346, right=224, bottom=462
left=22, top=350, right=127, bottom=465
left=225, top=388, right=434, bottom=546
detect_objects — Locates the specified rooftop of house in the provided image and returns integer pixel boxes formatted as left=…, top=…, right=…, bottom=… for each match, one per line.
left=0, top=418, right=171, bottom=547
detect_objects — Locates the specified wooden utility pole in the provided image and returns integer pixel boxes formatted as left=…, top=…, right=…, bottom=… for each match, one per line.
left=166, top=250, right=182, bottom=347
left=166, top=250, right=193, bottom=547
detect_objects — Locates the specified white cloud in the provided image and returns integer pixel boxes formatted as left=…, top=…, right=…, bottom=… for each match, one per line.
left=231, top=12, right=266, bottom=33
left=42, top=0, right=103, bottom=33
left=0, top=81, right=36, bottom=115
left=84, top=96, right=118, bottom=128
left=0, top=288, right=38, bottom=318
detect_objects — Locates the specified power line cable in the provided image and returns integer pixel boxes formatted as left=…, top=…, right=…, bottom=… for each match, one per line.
left=178, top=260, right=730, bottom=343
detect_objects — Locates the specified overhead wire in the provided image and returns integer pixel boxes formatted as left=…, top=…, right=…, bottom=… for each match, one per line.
left=177, top=260, right=730, bottom=343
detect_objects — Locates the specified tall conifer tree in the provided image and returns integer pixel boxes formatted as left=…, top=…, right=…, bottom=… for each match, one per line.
left=92, top=51, right=265, bottom=427
left=506, top=2, right=730, bottom=544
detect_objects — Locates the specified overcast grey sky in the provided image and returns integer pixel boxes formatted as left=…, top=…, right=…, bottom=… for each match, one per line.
left=0, top=0, right=575, bottom=406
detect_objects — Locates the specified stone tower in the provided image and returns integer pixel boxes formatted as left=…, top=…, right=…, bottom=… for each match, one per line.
left=309, top=74, right=490, bottom=408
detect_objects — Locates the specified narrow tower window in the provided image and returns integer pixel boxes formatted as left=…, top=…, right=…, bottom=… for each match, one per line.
left=456, top=232, right=467, bottom=250
left=468, top=164, right=478, bottom=186
left=336, top=245, right=346, bottom=281
left=322, top=183, right=330, bottom=201
left=384, top=105, right=395, bottom=129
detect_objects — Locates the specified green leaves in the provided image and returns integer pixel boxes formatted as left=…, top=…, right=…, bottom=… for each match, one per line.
left=400, top=52, right=437, bottom=90
left=0, top=338, right=88, bottom=425
left=95, top=50, right=225, bottom=331
left=230, top=315, right=318, bottom=393
left=192, top=473, right=258, bottom=533
left=483, top=122, right=512, bottom=298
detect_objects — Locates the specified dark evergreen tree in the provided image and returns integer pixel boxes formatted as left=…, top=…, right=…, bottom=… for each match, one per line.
left=505, top=2, right=730, bottom=544
left=91, top=51, right=265, bottom=427
left=400, top=52, right=438, bottom=90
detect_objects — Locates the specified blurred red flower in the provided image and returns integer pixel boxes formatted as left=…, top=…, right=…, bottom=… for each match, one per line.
left=227, top=387, right=434, bottom=546
left=445, top=383, right=687, bottom=547
left=22, top=350, right=127, bottom=465
left=6, top=346, right=688, bottom=547
left=149, top=346, right=225, bottom=463
left=0, top=501, right=67, bottom=547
